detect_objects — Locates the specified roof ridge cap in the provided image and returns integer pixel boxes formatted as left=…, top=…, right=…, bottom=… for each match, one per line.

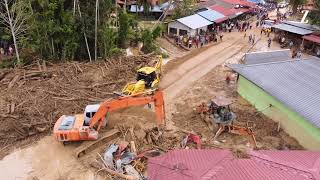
left=229, top=58, right=320, bottom=68
left=250, top=151, right=315, bottom=176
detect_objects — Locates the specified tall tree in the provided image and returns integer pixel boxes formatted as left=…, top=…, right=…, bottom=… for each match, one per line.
left=309, top=0, right=320, bottom=25
left=289, top=0, right=306, bottom=14
left=0, top=0, right=31, bottom=64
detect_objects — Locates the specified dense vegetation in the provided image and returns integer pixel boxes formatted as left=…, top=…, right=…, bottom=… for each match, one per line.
left=0, top=0, right=163, bottom=64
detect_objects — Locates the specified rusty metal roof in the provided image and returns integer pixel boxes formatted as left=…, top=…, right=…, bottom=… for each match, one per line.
left=147, top=150, right=320, bottom=180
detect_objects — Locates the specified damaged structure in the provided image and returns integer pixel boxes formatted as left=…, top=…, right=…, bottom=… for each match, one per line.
left=230, top=54, right=320, bottom=150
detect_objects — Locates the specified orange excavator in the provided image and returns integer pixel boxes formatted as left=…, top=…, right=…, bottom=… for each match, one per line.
left=53, top=90, right=165, bottom=156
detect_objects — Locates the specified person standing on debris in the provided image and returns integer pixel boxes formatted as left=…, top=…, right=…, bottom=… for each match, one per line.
left=219, top=34, right=223, bottom=41
left=252, top=35, right=255, bottom=45
left=249, top=34, right=252, bottom=43
left=268, top=37, right=272, bottom=48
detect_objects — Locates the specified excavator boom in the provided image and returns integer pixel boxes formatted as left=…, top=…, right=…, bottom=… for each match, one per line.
left=53, top=91, right=165, bottom=143
left=90, top=90, right=165, bottom=131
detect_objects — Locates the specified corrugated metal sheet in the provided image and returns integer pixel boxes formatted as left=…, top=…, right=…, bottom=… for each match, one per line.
left=284, top=21, right=320, bottom=31
left=250, top=150, right=320, bottom=170
left=209, top=5, right=236, bottom=16
left=303, top=34, right=320, bottom=44
left=177, top=14, right=212, bottom=29
left=212, top=159, right=314, bottom=180
left=197, top=9, right=226, bottom=22
left=273, top=23, right=313, bottom=35
left=229, top=57, right=320, bottom=128
left=147, top=150, right=320, bottom=180
left=148, top=149, right=233, bottom=180
left=244, top=49, right=291, bottom=64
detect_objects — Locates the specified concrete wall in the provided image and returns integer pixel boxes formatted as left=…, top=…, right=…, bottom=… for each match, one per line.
left=237, top=76, right=320, bottom=150
left=167, top=21, right=208, bottom=37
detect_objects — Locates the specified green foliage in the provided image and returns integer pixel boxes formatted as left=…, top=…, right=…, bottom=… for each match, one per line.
left=0, top=0, right=162, bottom=63
left=140, top=26, right=163, bottom=53
left=309, top=0, right=320, bottom=25
left=152, top=26, right=162, bottom=39
left=118, top=11, right=130, bottom=48
left=173, top=0, right=196, bottom=19
left=289, top=0, right=306, bottom=13
left=102, top=25, right=118, bottom=57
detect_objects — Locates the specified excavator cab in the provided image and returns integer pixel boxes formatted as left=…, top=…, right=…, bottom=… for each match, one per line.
left=209, top=96, right=236, bottom=124
left=136, top=67, right=158, bottom=88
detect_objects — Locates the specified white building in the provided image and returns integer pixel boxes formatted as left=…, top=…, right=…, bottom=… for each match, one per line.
left=168, top=14, right=212, bottom=37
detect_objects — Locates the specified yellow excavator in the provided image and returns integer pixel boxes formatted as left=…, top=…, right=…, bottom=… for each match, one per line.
left=122, top=55, right=163, bottom=95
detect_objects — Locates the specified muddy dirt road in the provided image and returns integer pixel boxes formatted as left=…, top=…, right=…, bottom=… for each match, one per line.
left=0, top=31, right=253, bottom=180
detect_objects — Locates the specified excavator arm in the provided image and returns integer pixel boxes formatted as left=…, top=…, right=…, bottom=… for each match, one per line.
left=89, top=90, right=165, bottom=131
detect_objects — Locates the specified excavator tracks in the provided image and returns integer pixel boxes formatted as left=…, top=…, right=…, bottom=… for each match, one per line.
left=74, top=129, right=120, bottom=158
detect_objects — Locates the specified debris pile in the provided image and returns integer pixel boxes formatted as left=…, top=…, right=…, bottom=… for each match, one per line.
left=92, top=140, right=164, bottom=179
left=0, top=55, right=157, bottom=157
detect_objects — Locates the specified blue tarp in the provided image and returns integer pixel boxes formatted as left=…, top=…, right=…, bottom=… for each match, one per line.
left=248, top=0, right=265, bottom=4
left=197, top=9, right=226, bottom=22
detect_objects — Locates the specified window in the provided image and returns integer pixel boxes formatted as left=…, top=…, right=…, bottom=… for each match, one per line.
left=169, top=27, right=177, bottom=34
left=92, top=112, right=96, bottom=117
left=179, top=29, right=188, bottom=36
left=85, top=112, right=90, bottom=118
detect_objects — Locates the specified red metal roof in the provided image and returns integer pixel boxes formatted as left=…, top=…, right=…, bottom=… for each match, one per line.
left=303, top=34, right=320, bottom=44
left=147, top=149, right=233, bottom=179
left=209, top=5, right=236, bottom=16
left=223, top=0, right=256, bottom=8
left=147, top=150, right=320, bottom=180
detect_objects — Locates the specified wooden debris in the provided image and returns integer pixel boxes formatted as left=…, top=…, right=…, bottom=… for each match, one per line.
left=8, top=75, right=20, bottom=89
left=97, top=153, right=138, bottom=180
left=130, top=141, right=136, bottom=153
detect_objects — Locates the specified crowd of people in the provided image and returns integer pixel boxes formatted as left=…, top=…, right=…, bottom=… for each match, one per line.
left=174, top=31, right=223, bottom=49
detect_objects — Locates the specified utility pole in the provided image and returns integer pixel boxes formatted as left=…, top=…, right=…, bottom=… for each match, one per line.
left=95, top=0, right=99, bottom=61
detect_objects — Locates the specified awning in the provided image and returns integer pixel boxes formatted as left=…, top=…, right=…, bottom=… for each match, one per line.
left=215, top=16, right=229, bottom=23
left=303, top=34, right=320, bottom=44
left=177, top=14, right=212, bottom=29
left=273, top=23, right=313, bottom=35
left=197, top=9, right=226, bottom=22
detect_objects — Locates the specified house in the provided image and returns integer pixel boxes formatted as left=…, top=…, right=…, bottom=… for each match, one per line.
left=148, top=149, right=320, bottom=179
left=197, top=8, right=228, bottom=24
left=167, top=14, right=212, bottom=36
left=229, top=57, right=320, bottom=150
left=273, top=21, right=320, bottom=36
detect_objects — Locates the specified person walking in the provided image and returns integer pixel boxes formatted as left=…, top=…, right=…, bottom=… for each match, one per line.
left=296, top=49, right=302, bottom=59
left=268, top=37, right=271, bottom=48
left=248, top=34, right=252, bottom=43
